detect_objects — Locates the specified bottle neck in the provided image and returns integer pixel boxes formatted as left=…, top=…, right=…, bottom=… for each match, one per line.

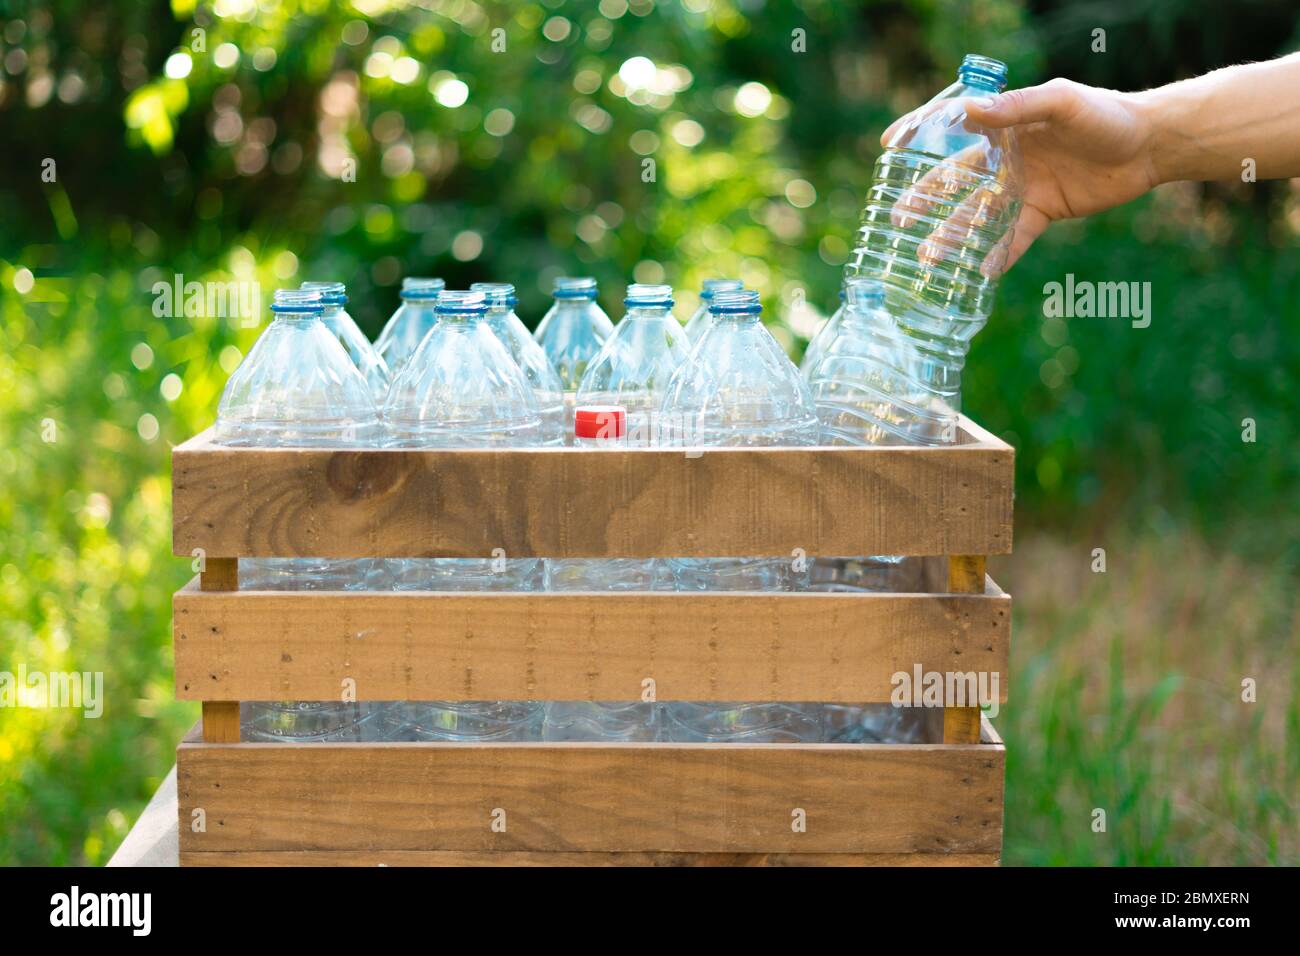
left=438, top=312, right=485, bottom=328
left=958, top=71, right=1006, bottom=93
left=711, top=310, right=760, bottom=326
left=272, top=311, right=320, bottom=325
left=624, top=306, right=671, bottom=321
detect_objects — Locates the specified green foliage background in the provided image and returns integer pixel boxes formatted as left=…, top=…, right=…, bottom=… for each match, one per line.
left=0, top=0, right=1296, bottom=864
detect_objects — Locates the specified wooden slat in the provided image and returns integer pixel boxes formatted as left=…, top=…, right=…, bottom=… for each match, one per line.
left=201, top=702, right=240, bottom=743
left=171, top=417, right=1014, bottom=559
left=176, top=734, right=1005, bottom=856
left=944, top=556, right=989, bottom=744
left=181, top=849, right=1000, bottom=867
left=199, top=557, right=239, bottom=591
left=172, top=569, right=1012, bottom=703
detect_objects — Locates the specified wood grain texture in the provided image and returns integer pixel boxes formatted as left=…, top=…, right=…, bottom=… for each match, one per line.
left=201, top=702, right=240, bottom=743
left=171, top=417, right=1014, bottom=559
left=176, top=733, right=1005, bottom=856
left=199, top=557, right=239, bottom=591
left=180, top=849, right=1000, bottom=867
left=943, top=556, right=990, bottom=744
left=172, top=570, right=1011, bottom=703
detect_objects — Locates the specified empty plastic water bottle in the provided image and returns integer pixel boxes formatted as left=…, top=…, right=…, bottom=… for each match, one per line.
left=578, top=283, right=689, bottom=444
left=660, top=703, right=823, bottom=743
left=380, top=701, right=544, bottom=742
left=661, top=289, right=819, bottom=590
left=822, top=703, right=932, bottom=743
left=534, top=276, right=614, bottom=437
left=805, top=278, right=908, bottom=573
left=846, top=53, right=1022, bottom=444
left=214, top=287, right=382, bottom=448
left=549, top=406, right=659, bottom=591
left=383, top=289, right=544, bottom=589
left=214, top=288, right=383, bottom=739
left=681, top=277, right=744, bottom=343
left=374, top=276, right=445, bottom=375
left=382, top=289, right=544, bottom=741
left=542, top=701, right=659, bottom=741
left=805, top=277, right=907, bottom=446
left=300, top=280, right=390, bottom=401
left=798, top=287, right=845, bottom=378
left=471, top=282, right=566, bottom=445
left=242, top=700, right=381, bottom=742
left=658, top=289, right=822, bottom=742
left=559, top=284, right=688, bottom=591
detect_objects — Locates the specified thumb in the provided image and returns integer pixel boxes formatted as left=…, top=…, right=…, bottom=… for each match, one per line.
left=965, top=80, right=1076, bottom=129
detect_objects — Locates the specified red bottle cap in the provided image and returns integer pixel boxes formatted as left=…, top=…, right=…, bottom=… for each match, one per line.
left=575, top=405, right=627, bottom=440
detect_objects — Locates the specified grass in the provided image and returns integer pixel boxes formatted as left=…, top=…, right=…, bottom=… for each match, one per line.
left=997, top=528, right=1298, bottom=865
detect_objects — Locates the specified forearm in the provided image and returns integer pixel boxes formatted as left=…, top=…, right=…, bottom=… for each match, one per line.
left=1138, top=52, right=1300, bottom=184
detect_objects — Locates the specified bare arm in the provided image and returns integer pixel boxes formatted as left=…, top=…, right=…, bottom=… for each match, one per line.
left=883, top=53, right=1300, bottom=270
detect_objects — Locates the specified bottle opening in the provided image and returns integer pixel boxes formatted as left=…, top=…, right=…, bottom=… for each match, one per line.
left=434, top=290, right=487, bottom=316
left=575, top=405, right=627, bottom=439
left=708, top=289, right=761, bottom=316
left=300, top=280, right=347, bottom=307
left=471, top=282, right=518, bottom=309
left=624, top=283, right=673, bottom=309
left=270, top=288, right=325, bottom=314
left=552, top=276, right=599, bottom=300
left=959, top=53, right=1008, bottom=91
left=699, top=278, right=744, bottom=301
left=401, top=277, right=446, bottom=301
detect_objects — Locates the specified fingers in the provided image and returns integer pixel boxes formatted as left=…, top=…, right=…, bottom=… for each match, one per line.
left=999, top=204, right=1051, bottom=272
left=891, top=143, right=999, bottom=229
left=965, top=79, right=1077, bottom=130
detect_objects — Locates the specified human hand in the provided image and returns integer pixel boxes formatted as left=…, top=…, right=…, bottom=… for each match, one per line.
left=882, top=78, right=1159, bottom=271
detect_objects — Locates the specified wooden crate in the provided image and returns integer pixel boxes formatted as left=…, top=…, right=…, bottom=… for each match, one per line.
left=172, top=416, right=1014, bottom=867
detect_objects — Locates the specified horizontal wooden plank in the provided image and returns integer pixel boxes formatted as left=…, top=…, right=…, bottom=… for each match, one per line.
left=172, top=417, right=1014, bottom=559
left=181, top=849, right=1000, bottom=867
left=173, top=568, right=1010, bottom=703
left=176, top=728, right=1005, bottom=856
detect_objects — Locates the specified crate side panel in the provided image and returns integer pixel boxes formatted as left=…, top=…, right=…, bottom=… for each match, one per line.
left=176, top=740, right=1005, bottom=855
left=174, top=587, right=1011, bottom=703
left=172, top=441, right=1013, bottom=558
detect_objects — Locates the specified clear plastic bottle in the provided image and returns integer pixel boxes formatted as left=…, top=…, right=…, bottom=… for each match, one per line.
left=798, top=287, right=845, bottom=379
left=659, top=702, right=823, bottom=744
left=804, top=278, right=908, bottom=575
left=382, top=701, right=544, bottom=742
left=214, top=288, right=383, bottom=740
left=242, top=700, right=383, bottom=742
left=558, top=284, right=689, bottom=591
left=846, top=53, right=1022, bottom=445
left=471, top=282, right=566, bottom=446
left=548, top=406, right=659, bottom=591
left=658, top=289, right=822, bottom=743
left=533, top=276, right=615, bottom=438
left=381, top=289, right=544, bottom=742
left=383, top=289, right=545, bottom=589
left=661, top=289, right=819, bottom=590
left=300, top=280, right=390, bottom=402
left=805, top=277, right=909, bottom=447
left=578, top=283, right=689, bottom=444
left=822, top=703, right=931, bottom=743
left=681, top=277, right=744, bottom=343
left=373, top=276, right=445, bottom=376
left=542, top=701, right=659, bottom=742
